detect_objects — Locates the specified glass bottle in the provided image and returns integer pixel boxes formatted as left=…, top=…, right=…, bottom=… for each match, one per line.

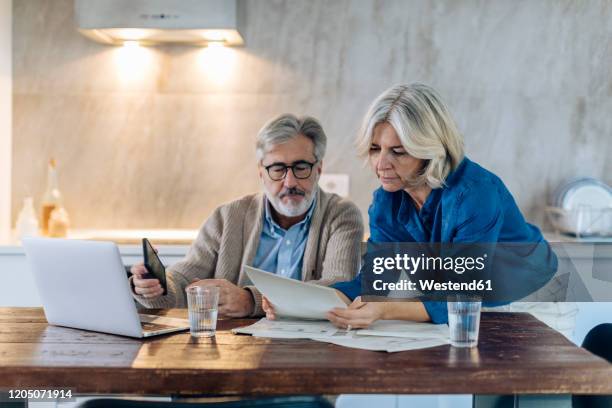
left=16, top=197, right=39, bottom=240
left=40, top=158, right=63, bottom=236
left=49, top=206, right=70, bottom=238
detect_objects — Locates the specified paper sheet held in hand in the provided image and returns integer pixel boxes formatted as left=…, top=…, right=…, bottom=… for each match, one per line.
left=244, top=265, right=347, bottom=319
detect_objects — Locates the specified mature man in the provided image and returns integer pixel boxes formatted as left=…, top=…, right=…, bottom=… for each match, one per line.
left=130, top=114, right=363, bottom=317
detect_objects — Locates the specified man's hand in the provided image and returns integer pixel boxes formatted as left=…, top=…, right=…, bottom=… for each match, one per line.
left=325, top=297, right=386, bottom=329
left=188, top=279, right=254, bottom=318
left=131, top=262, right=164, bottom=299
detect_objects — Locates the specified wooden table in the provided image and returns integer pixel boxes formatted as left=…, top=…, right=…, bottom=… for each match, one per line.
left=1, top=308, right=611, bottom=407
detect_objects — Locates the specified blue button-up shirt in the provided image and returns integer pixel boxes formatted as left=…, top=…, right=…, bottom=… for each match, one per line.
left=252, top=197, right=316, bottom=280
left=332, top=157, right=556, bottom=323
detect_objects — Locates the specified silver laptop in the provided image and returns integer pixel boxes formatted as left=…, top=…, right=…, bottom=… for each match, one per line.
left=22, top=237, right=189, bottom=338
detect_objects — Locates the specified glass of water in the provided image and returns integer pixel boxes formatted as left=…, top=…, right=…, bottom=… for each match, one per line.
left=447, top=296, right=482, bottom=348
left=186, top=286, right=219, bottom=338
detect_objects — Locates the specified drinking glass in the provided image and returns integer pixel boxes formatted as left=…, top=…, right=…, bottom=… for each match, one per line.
left=447, top=297, right=482, bottom=348
left=186, top=286, right=219, bottom=338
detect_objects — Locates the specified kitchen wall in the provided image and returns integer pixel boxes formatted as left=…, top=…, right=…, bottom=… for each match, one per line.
left=0, top=0, right=11, bottom=242
left=11, top=0, right=612, bottom=230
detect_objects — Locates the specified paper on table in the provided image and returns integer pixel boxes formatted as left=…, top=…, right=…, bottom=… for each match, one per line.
left=356, top=320, right=449, bottom=340
left=232, top=319, right=450, bottom=352
left=232, top=318, right=339, bottom=339
left=313, top=332, right=449, bottom=353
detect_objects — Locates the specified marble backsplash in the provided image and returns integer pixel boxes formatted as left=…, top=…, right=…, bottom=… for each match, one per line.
left=11, top=0, right=612, bottom=230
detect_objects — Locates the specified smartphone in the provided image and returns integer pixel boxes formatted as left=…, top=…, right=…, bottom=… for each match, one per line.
left=142, top=238, right=167, bottom=295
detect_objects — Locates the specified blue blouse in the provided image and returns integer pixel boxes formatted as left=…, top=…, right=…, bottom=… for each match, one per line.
left=332, top=157, right=552, bottom=324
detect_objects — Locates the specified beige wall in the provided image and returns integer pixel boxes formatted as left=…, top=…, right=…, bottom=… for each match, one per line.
left=0, top=0, right=11, bottom=242
left=12, top=0, right=612, bottom=230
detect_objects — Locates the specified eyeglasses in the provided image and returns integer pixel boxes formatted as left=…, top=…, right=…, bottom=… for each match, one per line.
left=263, top=160, right=317, bottom=181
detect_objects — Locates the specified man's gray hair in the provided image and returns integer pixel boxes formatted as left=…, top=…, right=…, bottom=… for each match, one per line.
left=256, top=114, right=327, bottom=162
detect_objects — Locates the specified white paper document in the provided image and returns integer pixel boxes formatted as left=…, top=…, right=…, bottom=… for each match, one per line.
left=357, top=320, right=449, bottom=340
left=239, top=265, right=450, bottom=352
left=232, top=318, right=339, bottom=339
left=243, top=265, right=347, bottom=319
left=233, top=318, right=449, bottom=352
left=316, top=332, right=449, bottom=352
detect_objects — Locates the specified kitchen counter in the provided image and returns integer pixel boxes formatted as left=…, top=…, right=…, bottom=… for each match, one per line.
left=1, top=230, right=610, bottom=254
left=69, top=228, right=199, bottom=245
left=544, top=232, right=612, bottom=243
left=1, top=228, right=199, bottom=253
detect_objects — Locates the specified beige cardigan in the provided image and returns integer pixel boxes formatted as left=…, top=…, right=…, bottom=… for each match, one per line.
left=132, top=189, right=364, bottom=316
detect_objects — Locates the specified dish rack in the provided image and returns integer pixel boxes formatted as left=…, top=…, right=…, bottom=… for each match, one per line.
left=545, top=206, right=612, bottom=238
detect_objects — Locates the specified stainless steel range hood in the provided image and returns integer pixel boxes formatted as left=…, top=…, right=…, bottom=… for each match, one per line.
left=75, top=0, right=245, bottom=46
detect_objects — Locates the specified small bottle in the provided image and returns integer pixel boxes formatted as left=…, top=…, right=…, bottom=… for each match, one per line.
left=40, top=158, right=63, bottom=236
left=48, top=206, right=70, bottom=238
left=16, top=197, right=39, bottom=240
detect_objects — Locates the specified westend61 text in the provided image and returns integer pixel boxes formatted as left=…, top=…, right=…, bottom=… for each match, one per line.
left=372, top=279, right=493, bottom=292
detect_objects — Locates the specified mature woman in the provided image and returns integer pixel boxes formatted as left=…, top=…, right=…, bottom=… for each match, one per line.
left=264, top=83, right=556, bottom=328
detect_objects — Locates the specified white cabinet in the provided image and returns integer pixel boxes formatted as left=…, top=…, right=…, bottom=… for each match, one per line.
left=1, top=251, right=40, bottom=306
left=0, top=245, right=188, bottom=306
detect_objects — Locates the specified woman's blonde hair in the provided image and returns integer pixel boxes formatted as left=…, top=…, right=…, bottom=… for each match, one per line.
left=357, top=83, right=464, bottom=189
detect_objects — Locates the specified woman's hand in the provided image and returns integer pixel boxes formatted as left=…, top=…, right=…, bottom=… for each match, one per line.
left=326, top=297, right=386, bottom=329
left=262, top=296, right=277, bottom=320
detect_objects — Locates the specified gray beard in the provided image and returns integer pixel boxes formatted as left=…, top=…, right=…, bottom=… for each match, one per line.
left=265, top=187, right=317, bottom=217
